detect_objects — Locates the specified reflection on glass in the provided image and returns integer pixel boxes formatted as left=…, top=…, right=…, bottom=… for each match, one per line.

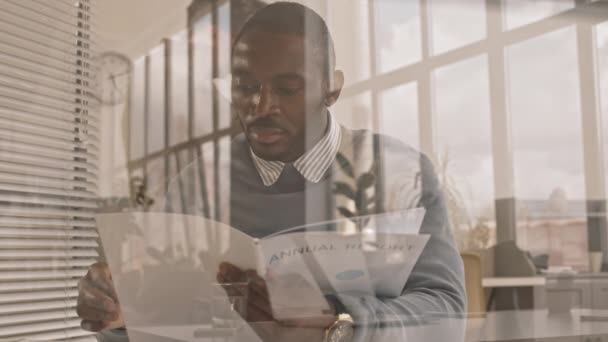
left=218, top=137, right=231, bottom=222
left=193, top=16, right=214, bottom=138
left=373, top=0, right=421, bottom=74
left=130, top=57, right=145, bottom=160
left=331, top=92, right=372, bottom=131
left=503, top=0, right=574, bottom=30
left=595, top=21, right=608, bottom=198
left=147, top=44, right=166, bottom=154
left=327, top=0, right=371, bottom=85
left=218, top=3, right=233, bottom=130
left=507, top=26, right=587, bottom=269
left=429, top=0, right=486, bottom=55
left=146, top=157, right=166, bottom=212
left=194, top=142, right=216, bottom=220
left=433, top=54, right=495, bottom=250
left=170, top=31, right=189, bottom=146
left=379, top=82, right=419, bottom=150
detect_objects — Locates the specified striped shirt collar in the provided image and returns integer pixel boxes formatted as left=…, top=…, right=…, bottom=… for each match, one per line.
left=250, top=113, right=342, bottom=186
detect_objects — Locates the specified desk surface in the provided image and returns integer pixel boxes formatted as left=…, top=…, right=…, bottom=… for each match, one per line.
left=482, top=276, right=546, bottom=288
left=128, top=309, right=608, bottom=342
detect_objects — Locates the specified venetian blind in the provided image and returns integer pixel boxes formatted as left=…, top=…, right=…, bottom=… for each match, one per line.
left=0, top=0, right=99, bottom=340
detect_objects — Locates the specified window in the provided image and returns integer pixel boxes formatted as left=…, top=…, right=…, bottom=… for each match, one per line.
left=503, top=0, right=575, bottom=30
left=130, top=57, right=146, bottom=160
left=170, top=31, right=189, bottom=146
left=434, top=54, right=494, bottom=224
left=0, top=0, right=98, bottom=339
left=373, top=0, right=422, bottom=74
left=506, top=26, right=588, bottom=268
left=595, top=21, right=608, bottom=198
left=332, top=92, right=373, bottom=131
left=428, top=0, right=486, bottom=55
left=193, top=16, right=214, bottom=138
left=147, top=44, right=166, bottom=154
left=379, top=82, right=419, bottom=150
left=327, top=0, right=371, bottom=85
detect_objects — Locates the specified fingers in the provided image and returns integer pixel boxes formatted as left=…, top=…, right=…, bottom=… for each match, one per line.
left=77, top=262, right=124, bottom=331
left=87, top=262, right=119, bottom=302
left=247, top=301, right=274, bottom=322
left=76, top=304, right=118, bottom=323
left=81, top=319, right=110, bottom=332
left=217, top=262, right=246, bottom=283
left=78, top=282, right=117, bottom=313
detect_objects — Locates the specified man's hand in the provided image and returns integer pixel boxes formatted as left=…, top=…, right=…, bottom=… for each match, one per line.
left=217, top=262, right=336, bottom=327
left=217, top=262, right=275, bottom=322
left=77, top=262, right=125, bottom=332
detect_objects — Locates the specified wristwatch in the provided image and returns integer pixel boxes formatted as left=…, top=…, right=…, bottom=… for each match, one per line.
left=324, top=313, right=354, bottom=342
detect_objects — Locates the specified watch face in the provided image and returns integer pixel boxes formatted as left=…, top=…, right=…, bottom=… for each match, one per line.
left=329, top=321, right=354, bottom=342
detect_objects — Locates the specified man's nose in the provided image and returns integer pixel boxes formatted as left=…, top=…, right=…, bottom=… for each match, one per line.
left=252, top=85, right=279, bottom=117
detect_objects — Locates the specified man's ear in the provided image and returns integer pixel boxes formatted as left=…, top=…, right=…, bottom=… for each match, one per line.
left=325, top=70, right=344, bottom=107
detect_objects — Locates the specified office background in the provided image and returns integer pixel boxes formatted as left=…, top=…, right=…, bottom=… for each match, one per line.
left=1, top=0, right=608, bottom=340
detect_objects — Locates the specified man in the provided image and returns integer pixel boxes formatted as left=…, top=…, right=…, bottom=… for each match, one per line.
left=78, top=2, right=465, bottom=341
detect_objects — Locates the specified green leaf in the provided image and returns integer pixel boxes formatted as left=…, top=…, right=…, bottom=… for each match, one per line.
left=333, top=181, right=356, bottom=200
left=337, top=206, right=355, bottom=218
left=357, top=172, right=375, bottom=190
left=335, top=152, right=355, bottom=178
left=356, top=189, right=368, bottom=215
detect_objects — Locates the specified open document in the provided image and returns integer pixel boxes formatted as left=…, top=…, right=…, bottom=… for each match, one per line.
left=96, top=209, right=429, bottom=334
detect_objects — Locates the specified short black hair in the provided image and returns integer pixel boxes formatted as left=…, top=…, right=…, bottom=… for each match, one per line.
left=232, top=1, right=336, bottom=81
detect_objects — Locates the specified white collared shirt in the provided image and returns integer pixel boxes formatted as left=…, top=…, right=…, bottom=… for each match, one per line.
left=250, top=113, right=342, bottom=186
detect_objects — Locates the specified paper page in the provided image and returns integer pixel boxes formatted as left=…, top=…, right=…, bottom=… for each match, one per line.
left=96, top=212, right=258, bottom=334
left=259, top=233, right=429, bottom=299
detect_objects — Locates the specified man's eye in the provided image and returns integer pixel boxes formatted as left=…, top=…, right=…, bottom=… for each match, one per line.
left=276, top=86, right=300, bottom=96
left=234, top=83, right=259, bottom=94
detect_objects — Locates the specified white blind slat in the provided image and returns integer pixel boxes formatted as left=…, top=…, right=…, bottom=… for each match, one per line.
left=1, top=0, right=98, bottom=339
left=0, top=279, right=78, bottom=293
left=0, top=269, right=87, bottom=282
left=0, top=238, right=98, bottom=249
left=0, top=288, right=79, bottom=304
left=0, top=258, right=97, bottom=270
left=0, top=227, right=98, bottom=239
left=0, top=249, right=99, bottom=259
left=0, top=216, right=96, bottom=229
left=0, top=298, right=77, bottom=315
left=0, top=308, right=79, bottom=326
left=0, top=171, right=97, bottom=192
left=0, top=318, right=82, bottom=337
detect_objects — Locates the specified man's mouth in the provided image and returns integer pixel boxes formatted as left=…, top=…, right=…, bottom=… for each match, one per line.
left=248, top=126, right=286, bottom=144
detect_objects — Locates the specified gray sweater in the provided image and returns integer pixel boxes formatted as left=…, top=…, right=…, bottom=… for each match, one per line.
left=98, top=127, right=466, bottom=341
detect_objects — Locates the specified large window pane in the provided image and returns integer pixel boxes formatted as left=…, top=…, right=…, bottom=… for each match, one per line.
left=147, top=44, right=166, bottom=154
left=328, top=0, right=371, bottom=85
left=507, top=26, right=587, bottom=269
left=332, top=92, right=373, bottom=131
left=503, top=0, right=574, bottom=31
left=373, top=0, right=421, bottom=74
left=596, top=21, right=608, bottom=199
left=130, top=57, right=146, bottom=160
left=170, top=30, right=189, bottom=146
left=217, top=2, right=233, bottom=130
left=193, top=16, right=214, bottom=138
left=433, top=54, right=494, bottom=249
left=379, top=82, right=419, bottom=150
left=147, top=157, right=166, bottom=212
left=428, top=0, right=486, bottom=56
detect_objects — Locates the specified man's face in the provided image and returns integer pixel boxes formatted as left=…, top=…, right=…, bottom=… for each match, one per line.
left=231, top=30, right=328, bottom=162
